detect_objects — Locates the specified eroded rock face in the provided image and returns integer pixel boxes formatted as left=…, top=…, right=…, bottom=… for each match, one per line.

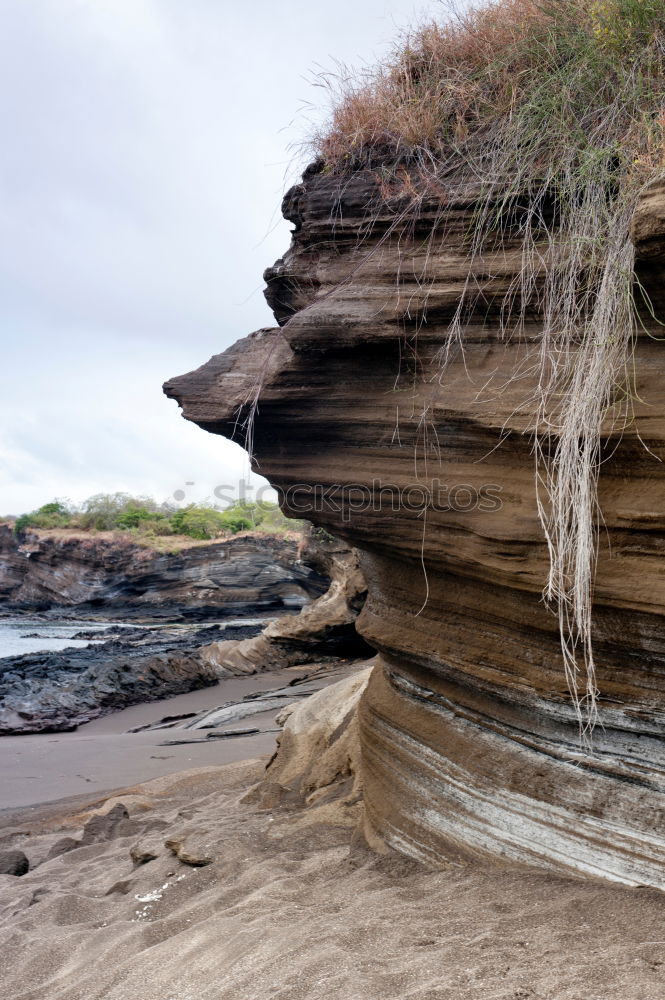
left=197, top=531, right=371, bottom=674
left=0, top=527, right=324, bottom=618
left=165, top=168, right=665, bottom=886
left=249, top=666, right=372, bottom=830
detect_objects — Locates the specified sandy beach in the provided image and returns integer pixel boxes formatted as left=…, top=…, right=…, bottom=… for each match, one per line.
left=1, top=749, right=664, bottom=1000
left=0, top=663, right=354, bottom=810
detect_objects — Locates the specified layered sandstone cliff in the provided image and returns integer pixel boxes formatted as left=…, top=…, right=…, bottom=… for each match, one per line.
left=165, top=168, right=665, bottom=887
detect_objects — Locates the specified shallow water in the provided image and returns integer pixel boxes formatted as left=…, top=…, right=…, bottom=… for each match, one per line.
left=0, top=619, right=115, bottom=657
left=0, top=615, right=273, bottom=659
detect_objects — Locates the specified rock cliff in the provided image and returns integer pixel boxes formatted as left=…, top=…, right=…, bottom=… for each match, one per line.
left=165, top=167, right=665, bottom=886
left=197, top=531, right=371, bottom=674
left=0, top=528, right=370, bottom=734
left=0, top=526, right=325, bottom=618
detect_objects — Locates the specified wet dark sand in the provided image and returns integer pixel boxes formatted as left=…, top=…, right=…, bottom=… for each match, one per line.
left=0, top=664, right=350, bottom=811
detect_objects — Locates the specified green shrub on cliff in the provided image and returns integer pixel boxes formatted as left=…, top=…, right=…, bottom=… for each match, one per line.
left=170, top=502, right=271, bottom=538
left=78, top=493, right=164, bottom=531
left=14, top=495, right=300, bottom=542
left=14, top=499, right=73, bottom=533
left=115, top=506, right=163, bottom=530
left=168, top=505, right=226, bottom=539
left=312, top=0, right=665, bottom=731
left=220, top=510, right=254, bottom=534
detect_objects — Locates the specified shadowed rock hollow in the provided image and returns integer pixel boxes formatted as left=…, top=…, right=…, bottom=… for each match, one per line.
left=165, top=167, right=665, bottom=887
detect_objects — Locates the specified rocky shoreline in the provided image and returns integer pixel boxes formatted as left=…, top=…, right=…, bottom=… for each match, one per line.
left=0, top=525, right=327, bottom=619
left=0, top=619, right=265, bottom=734
left=0, top=530, right=370, bottom=736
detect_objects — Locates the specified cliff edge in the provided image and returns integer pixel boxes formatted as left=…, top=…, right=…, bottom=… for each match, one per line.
left=165, top=165, right=665, bottom=885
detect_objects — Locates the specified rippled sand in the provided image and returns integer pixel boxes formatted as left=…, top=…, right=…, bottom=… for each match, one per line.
left=1, top=757, right=663, bottom=1000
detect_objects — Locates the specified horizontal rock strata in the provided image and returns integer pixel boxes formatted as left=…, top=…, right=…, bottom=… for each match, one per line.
left=0, top=527, right=325, bottom=618
left=166, top=167, right=665, bottom=886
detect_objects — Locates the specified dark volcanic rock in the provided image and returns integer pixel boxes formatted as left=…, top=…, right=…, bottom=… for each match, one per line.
left=0, top=621, right=264, bottom=734
left=70, top=626, right=147, bottom=640
left=0, top=849, right=29, bottom=876
left=0, top=527, right=326, bottom=618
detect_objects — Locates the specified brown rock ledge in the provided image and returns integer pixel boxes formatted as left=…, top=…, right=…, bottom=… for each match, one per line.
left=165, top=168, right=665, bottom=887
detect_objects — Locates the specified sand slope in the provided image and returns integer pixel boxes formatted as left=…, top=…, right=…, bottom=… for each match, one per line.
left=1, top=756, right=664, bottom=1000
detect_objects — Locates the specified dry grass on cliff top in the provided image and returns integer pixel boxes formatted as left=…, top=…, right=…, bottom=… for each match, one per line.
left=310, top=0, right=665, bottom=735
left=23, top=527, right=303, bottom=554
left=314, top=0, right=664, bottom=176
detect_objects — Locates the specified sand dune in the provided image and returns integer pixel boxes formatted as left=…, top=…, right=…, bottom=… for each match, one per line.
left=1, top=753, right=664, bottom=1000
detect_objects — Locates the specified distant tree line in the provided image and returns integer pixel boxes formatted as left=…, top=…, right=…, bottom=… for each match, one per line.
left=12, top=493, right=300, bottom=541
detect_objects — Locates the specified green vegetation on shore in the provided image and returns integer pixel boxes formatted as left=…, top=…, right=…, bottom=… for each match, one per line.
left=10, top=493, right=299, bottom=541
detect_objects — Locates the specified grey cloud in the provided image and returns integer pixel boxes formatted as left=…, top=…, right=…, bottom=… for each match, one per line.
left=1, top=0, right=430, bottom=512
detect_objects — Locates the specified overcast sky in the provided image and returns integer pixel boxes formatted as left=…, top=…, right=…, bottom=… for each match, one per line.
left=0, top=0, right=442, bottom=515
